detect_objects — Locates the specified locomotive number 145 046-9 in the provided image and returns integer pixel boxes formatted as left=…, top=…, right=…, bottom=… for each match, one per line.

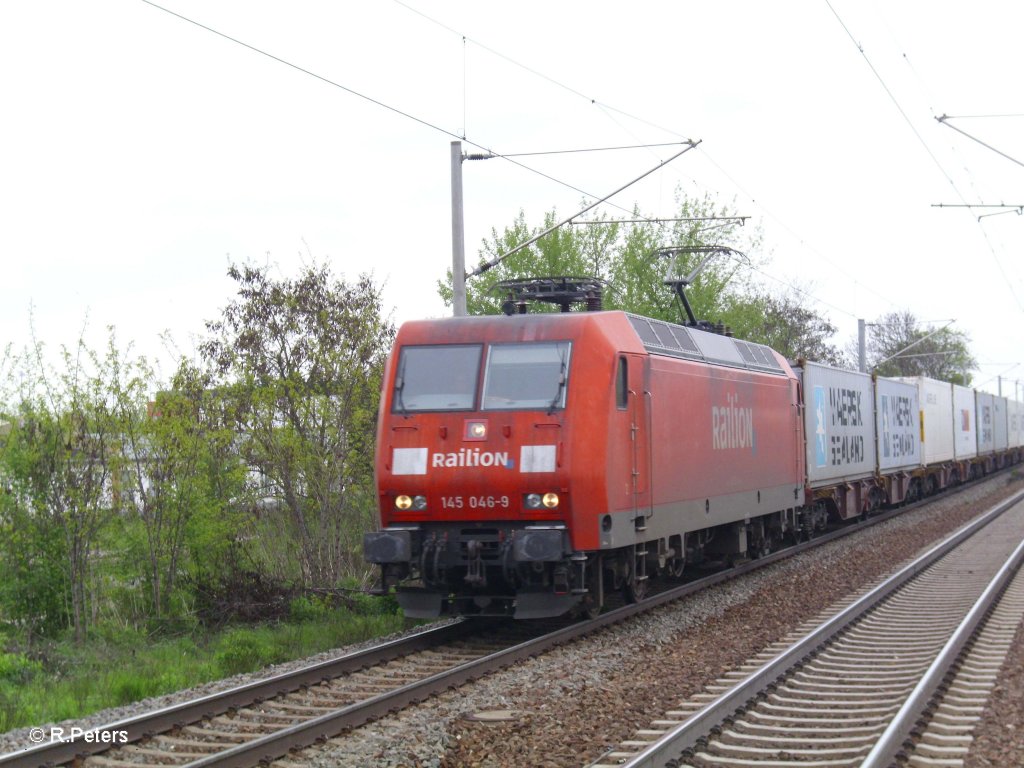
left=441, top=495, right=511, bottom=510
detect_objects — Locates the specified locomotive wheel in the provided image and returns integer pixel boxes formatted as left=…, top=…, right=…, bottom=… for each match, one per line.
left=580, top=595, right=602, bottom=620
left=752, top=531, right=778, bottom=559
left=579, top=556, right=604, bottom=620
left=622, top=573, right=647, bottom=603
left=621, top=546, right=648, bottom=603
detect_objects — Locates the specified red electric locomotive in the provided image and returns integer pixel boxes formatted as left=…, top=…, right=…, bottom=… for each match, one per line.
left=365, top=279, right=810, bottom=618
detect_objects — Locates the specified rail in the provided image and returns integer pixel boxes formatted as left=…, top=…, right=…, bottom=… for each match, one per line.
left=594, top=488, right=1024, bottom=768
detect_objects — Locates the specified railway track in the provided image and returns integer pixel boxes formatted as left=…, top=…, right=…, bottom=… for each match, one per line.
left=591, top=489, right=1024, bottom=768
left=0, top=619, right=540, bottom=768
left=2, top=483, right=1018, bottom=768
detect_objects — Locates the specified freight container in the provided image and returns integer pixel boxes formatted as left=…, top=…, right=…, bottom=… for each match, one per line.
left=952, top=385, right=978, bottom=460
left=800, top=362, right=875, bottom=486
left=897, top=376, right=954, bottom=466
left=1010, top=400, right=1022, bottom=449
left=993, top=396, right=1009, bottom=452
left=976, top=391, right=996, bottom=455
left=875, top=377, right=920, bottom=472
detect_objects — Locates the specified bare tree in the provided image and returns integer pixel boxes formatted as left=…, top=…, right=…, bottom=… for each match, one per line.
left=199, top=263, right=395, bottom=586
left=723, top=287, right=848, bottom=366
left=865, top=311, right=976, bottom=384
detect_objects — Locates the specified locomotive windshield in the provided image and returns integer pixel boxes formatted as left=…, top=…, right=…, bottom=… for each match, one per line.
left=393, top=344, right=482, bottom=412
left=482, top=341, right=571, bottom=411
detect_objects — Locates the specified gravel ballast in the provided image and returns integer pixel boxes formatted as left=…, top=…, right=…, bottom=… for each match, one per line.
left=3, top=473, right=1023, bottom=767
left=306, top=473, right=1024, bottom=767
left=964, top=607, right=1024, bottom=766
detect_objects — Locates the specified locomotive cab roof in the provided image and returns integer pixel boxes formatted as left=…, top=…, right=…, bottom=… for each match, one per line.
left=395, top=309, right=789, bottom=379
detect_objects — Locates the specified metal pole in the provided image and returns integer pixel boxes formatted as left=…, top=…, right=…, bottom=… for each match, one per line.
left=451, top=140, right=467, bottom=317
left=858, top=319, right=866, bottom=373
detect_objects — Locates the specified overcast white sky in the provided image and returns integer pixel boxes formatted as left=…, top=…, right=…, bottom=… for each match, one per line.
left=2, top=1, right=1022, bottom=394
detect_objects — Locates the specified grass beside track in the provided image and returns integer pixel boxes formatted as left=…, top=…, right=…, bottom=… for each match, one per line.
left=0, top=600, right=405, bottom=733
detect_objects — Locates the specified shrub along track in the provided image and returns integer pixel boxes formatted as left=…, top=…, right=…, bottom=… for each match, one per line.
left=1, top=472, right=1021, bottom=767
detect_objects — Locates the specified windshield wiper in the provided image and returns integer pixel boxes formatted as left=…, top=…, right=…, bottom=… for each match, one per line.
left=395, top=358, right=409, bottom=417
left=547, top=350, right=568, bottom=415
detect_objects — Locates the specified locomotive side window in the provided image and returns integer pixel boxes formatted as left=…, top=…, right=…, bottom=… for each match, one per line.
left=616, top=356, right=628, bottom=409
left=482, top=342, right=571, bottom=411
left=393, top=344, right=481, bottom=412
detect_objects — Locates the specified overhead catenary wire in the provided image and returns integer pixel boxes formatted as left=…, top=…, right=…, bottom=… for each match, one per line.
left=894, top=43, right=1024, bottom=303
left=140, top=0, right=1019, bottom=364
left=936, top=115, right=1024, bottom=170
left=569, top=216, right=750, bottom=226
left=825, top=1, right=1024, bottom=314
left=146, top=0, right=909, bottom=328
left=137, top=0, right=673, bottom=226
left=931, top=204, right=1024, bottom=222
left=390, top=0, right=686, bottom=140
left=872, top=320, right=955, bottom=368
left=824, top=1, right=964, bottom=196
left=938, top=113, right=1024, bottom=120
left=500, top=141, right=693, bottom=158
left=389, top=0, right=908, bottom=317
left=693, top=146, right=906, bottom=311
left=138, top=0, right=874, bottom=328
left=467, top=142, right=699, bottom=278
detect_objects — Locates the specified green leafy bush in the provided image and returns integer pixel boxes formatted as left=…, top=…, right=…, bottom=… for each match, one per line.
left=212, top=629, right=285, bottom=676
left=288, top=595, right=330, bottom=622
left=350, top=590, right=399, bottom=616
left=0, top=652, right=42, bottom=684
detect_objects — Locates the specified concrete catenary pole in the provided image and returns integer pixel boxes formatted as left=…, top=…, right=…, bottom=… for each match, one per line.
left=451, top=140, right=467, bottom=317
left=858, top=318, right=867, bottom=373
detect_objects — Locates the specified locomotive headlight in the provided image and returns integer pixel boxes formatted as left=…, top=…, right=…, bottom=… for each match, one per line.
left=464, top=420, right=488, bottom=440
left=395, top=495, right=428, bottom=511
left=524, top=492, right=559, bottom=510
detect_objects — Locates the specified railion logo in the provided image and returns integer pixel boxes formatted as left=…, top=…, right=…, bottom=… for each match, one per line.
left=712, top=393, right=754, bottom=452
left=432, top=449, right=514, bottom=469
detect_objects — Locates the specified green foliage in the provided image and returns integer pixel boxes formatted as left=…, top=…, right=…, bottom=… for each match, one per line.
left=440, top=190, right=762, bottom=325
left=350, top=590, right=400, bottom=616
left=108, top=670, right=180, bottom=706
left=724, top=288, right=849, bottom=366
left=288, top=594, right=332, bottom=622
left=0, top=331, right=132, bottom=642
left=198, top=262, right=396, bottom=586
left=0, top=651, right=42, bottom=684
left=0, top=262, right=409, bottom=719
left=438, top=192, right=868, bottom=368
left=0, top=502, right=70, bottom=637
left=0, top=605, right=405, bottom=730
left=111, top=357, right=249, bottom=620
left=213, top=627, right=288, bottom=675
